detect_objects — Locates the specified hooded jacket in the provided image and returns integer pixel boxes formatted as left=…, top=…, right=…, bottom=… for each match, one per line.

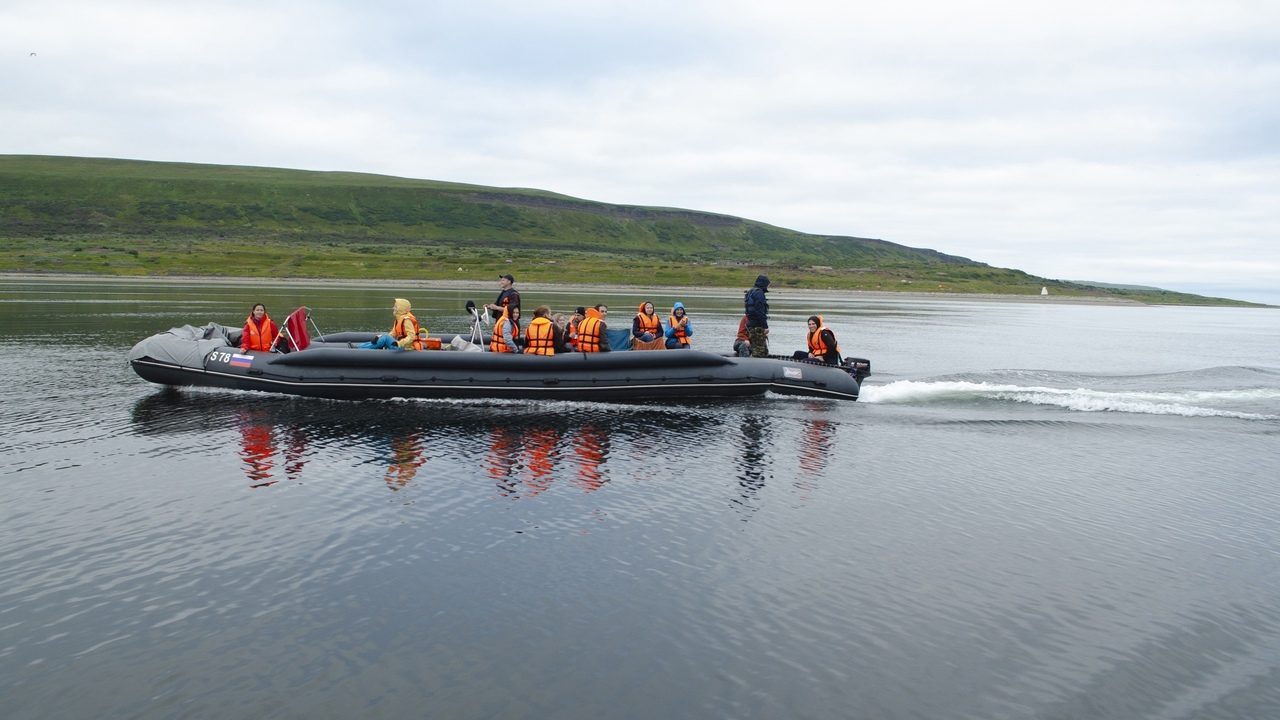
left=745, top=275, right=770, bottom=329
left=665, top=302, right=693, bottom=345
left=632, top=302, right=663, bottom=339
left=390, top=298, right=423, bottom=351
left=807, top=315, right=840, bottom=363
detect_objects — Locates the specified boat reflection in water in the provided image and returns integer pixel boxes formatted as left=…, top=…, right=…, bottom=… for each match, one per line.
left=797, top=409, right=835, bottom=477
left=128, top=389, right=815, bottom=504
left=385, top=432, right=427, bottom=489
left=572, top=425, right=610, bottom=493
left=234, top=409, right=310, bottom=488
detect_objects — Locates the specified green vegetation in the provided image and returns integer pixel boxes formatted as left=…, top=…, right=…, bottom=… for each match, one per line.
left=0, top=155, right=1260, bottom=306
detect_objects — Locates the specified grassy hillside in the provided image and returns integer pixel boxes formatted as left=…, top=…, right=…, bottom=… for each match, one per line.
left=0, top=155, right=1259, bottom=306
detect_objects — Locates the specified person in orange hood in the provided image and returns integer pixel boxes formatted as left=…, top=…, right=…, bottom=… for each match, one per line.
left=632, top=301, right=663, bottom=343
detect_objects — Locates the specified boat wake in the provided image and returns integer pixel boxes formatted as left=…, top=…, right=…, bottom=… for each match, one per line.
left=860, top=369, right=1280, bottom=420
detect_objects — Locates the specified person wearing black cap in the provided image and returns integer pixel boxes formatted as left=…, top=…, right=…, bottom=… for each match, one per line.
left=566, top=306, right=586, bottom=350
left=484, top=274, right=521, bottom=320
left=744, top=274, right=770, bottom=358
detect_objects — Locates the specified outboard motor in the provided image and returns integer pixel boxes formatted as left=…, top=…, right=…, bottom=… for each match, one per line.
left=843, top=357, right=872, bottom=382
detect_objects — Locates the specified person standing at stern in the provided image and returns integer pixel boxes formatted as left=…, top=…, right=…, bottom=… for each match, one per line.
left=485, top=274, right=521, bottom=321
left=744, top=275, right=770, bottom=358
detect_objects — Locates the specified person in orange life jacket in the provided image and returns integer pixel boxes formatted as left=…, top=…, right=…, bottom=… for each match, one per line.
left=665, top=302, right=693, bottom=349
left=241, top=303, right=280, bottom=353
left=577, top=304, right=611, bottom=352
left=524, top=305, right=557, bottom=355
left=632, top=301, right=663, bottom=343
left=551, top=313, right=573, bottom=354
left=794, top=315, right=841, bottom=364
left=732, top=316, right=751, bottom=357
left=566, top=306, right=586, bottom=350
left=490, top=305, right=523, bottom=353
left=357, top=298, right=423, bottom=350
left=484, top=274, right=521, bottom=321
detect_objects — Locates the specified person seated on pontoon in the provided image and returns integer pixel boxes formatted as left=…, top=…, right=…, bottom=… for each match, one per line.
left=665, top=302, right=693, bottom=349
left=357, top=298, right=423, bottom=351
left=551, top=313, right=573, bottom=354
left=524, top=306, right=556, bottom=355
left=490, top=305, right=523, bottom=353
left=793, top=315, right=841, bottom=364
left=577, top=305, right=611, bottom=353
left=732, top=316, right=751, bottom=357
left=632, top=301, right=664, bottom=348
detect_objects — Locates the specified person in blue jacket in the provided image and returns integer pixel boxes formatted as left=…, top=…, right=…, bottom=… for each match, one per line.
left=744, top=275, right=770, bottom=357
left=665, top=302, right=693, bottom=349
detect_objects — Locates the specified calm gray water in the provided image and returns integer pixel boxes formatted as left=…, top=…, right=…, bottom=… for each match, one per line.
left=2, top=278, right=1279, bottom=720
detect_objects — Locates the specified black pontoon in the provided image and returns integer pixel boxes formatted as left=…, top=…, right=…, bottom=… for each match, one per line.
left=127, top=323, right=870, bottom=402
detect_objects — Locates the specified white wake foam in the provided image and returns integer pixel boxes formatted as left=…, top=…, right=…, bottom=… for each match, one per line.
left=860, top=380, right=1280, bottom=419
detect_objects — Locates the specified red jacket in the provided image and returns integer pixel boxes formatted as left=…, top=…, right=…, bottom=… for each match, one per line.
left=241, top=315, right=279, bottom=352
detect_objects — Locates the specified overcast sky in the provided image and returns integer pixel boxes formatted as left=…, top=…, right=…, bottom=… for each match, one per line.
left=4, top=0, right=1278, bottom=303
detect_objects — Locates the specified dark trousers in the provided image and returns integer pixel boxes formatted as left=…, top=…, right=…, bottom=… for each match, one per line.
left=748, top=327, right=769, bottom=358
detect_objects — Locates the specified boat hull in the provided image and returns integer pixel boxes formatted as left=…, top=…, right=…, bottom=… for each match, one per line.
left=129, top=331, right=867, bottom=402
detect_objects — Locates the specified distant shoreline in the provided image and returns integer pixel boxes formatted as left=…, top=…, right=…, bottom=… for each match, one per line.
left=5, top=155, right=1266, bottom=308
left=0, top=270, right=1151, bottom=305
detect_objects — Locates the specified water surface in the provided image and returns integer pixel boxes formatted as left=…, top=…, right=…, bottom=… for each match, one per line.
left=2, top=278, right=1279, bottom=720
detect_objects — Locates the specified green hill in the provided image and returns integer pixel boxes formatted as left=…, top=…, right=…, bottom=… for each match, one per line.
left=0, top=155, right=1258, bottom=306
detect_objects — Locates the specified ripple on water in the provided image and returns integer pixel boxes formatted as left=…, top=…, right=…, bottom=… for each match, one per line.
left=5, top=313, right=1280, bottom=718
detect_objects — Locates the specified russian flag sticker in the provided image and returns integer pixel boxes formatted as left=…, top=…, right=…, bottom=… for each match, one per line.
left=229, top=354, right=254, bottom=368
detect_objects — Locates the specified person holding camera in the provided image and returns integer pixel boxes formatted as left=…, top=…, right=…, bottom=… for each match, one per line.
left=484, top=274, right=521, bottom=320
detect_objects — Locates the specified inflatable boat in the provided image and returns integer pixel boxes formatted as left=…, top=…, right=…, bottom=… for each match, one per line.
left=127, top=323, right=870, bottom=402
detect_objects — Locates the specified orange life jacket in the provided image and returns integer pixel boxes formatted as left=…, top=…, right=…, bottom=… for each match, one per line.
left=669, top=311, right=690, bottom=346
left=490, top=312, right=521, bottom=353
left=577, top=309, right=605, bottom=352
left=635, top=304, right=661, bottom=336
left=807, top=316, right=840, bottom=358
left=392, top=312, right=423, bottom=351
left=567, top=316, right=581, bottom=349
left=524, top=317, right=556, bottom=355
left=242, top=315, right=279, bottom=352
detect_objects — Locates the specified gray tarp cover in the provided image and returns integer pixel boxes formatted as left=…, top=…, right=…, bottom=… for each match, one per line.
left=126, top=323, right=240, bottom=369
left=130, top=324, right=629, bottom=366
